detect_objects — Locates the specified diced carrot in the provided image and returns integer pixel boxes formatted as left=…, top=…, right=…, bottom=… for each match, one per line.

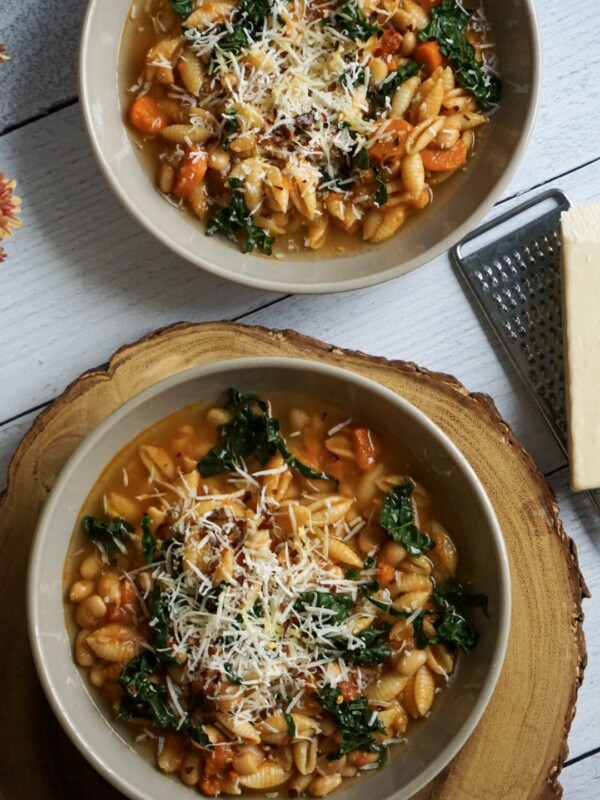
left=173, top=146, right=208, bottom=199
left=417, top=0, right=442, bottom=12
left=351, top=427, right=379, bottom=471
left=339, top=680, right=360, bottom=702
left=120, top=578, right=137, bottom=607
left=352, top=750, right=372, bottom=767
left=201, top=777, right=221, bottom=796
left=368, top=119, right=413, bottom=164
left=413, top=40, right=444, bottom=75
left=376, top=28, right=403, bottom=58
left=106, top=605, right=127, bottom=624
left=205, top=744, right=235, bottom=777
left=421, top=140, right=468, bottom=171
left=377, top=562, right=396, bottom=587
left=129, top=95, right=169, bottom=134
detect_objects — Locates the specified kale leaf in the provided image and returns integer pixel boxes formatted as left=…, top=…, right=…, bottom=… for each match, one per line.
left=418, top=0, right=501, bottom=111
left=374, top=171, right=388, bottom=207
left=331, top=0, right=382, bottom=41
left=284, top=712, right=296, bottom=737
left=367, top=595, right=416, bottom=618
left=380, top=484, right=434, bottom=556
left=168, top=0, right=193, bottom=17
left=119, top=653, right=213, bottom=748
left=82, top=515, right=133, bottom=560
left=210, top=0, right=274, bottom=69
left=161, top=538, right=184, bottom=576
left=333, top=624, right=392, bottom=666
left=222, top=108, right=239, bottom=150
left=295, top=591, right=354, bottom=624
left=314, top=686, right=385, bottom=761
left=367, top=592, right=478, bottom=653
left=340, top=64, right=366, bottom=88
left=206, top=179, right=274, bottom=254
left=354, top=147, right=370, bottom=170
left=368, top=597, right=478, bottom=653
left=224, top=663, right=243, bottom=685
left=119, top=652, right=177, bottom=726
left=149, top=586, right=179, bottom=666
left=141, top=513, right=158, bottom=564
left=203, top=581, right=227, bottom=613
left=197, top=388, right=336, bottom=483
left=427, top=608, right=478, bottom=652
left=369, top=60, right=420, bottom=110
left=433, top=580, right=489, bottom=617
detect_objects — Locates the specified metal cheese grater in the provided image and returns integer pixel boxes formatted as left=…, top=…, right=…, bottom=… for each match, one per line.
left=451, top=188, right=600, bottom=515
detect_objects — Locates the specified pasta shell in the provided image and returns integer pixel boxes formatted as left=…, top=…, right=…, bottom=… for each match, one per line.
left=392, top=572, right=432, bottom=593
left=215, top=712, right=261, bottom=743
left=86, top=624, right=143, bottom=663
left=139, top=444, right=176, bottom=479
left=103, top=491, right=140, bottom=521
left=211, top=548, right=236, bottom=585
left=259, top=713, right=290, bottom=744
left=363, top=206, right=406, bottom=243
left=160, top=124, right=213, bottom=144
left=414, top=664, right=436, bottom=716
left=401, top=153, right=425, bottom=198
left=327, top=538, right=363, bottom=568
left=391, top=76, right=420, bottom=118
left=405, top=116, right=446, bottom=154
left=392, top=589, right=431, bottom=613
left=184, top=3, right=233, bottom=27
left=418, top=80, right=444, bottom=122
left=157, top=732, right=184, bottom=773
left=287, top=163, right=320, bottom=220
left=306, top=213, right=329, bottom=250
left=265, top=165, right=290, bottom=213
left=426, top=644, right=454, bottom=677
left=393, top=0, right=429, bottom=30
left=238, top=763, right=292, bottom=789
left=366, top=671, right=408, bottom=702
left=429, top=521, right=458, bottom=580
left=177, top=50, right=205, bottom=96
left=289, top=772, right=314, bottom=795
left=309, top=496, right=353, bottom=525
left=293, top=739, right=318, bottom=774
left=275, top=745, right=293, bottom=772
left=378, top=700, right=402, bottom=734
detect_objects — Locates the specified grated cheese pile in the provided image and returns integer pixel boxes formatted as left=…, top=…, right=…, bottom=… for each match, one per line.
left=183, top=0, right=383, bottom=175
left=138, top=466, right=383, bottom=726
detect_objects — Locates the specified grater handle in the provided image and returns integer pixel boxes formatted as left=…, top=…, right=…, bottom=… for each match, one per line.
left=452, top=188, right=572, bottom=264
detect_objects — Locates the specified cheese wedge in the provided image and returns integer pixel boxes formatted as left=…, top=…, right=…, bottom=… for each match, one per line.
left=561, top=203, right=600, bottom=491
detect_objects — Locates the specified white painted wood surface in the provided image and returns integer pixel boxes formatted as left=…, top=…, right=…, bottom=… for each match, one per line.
left=1, top=0, right=599, bottom=796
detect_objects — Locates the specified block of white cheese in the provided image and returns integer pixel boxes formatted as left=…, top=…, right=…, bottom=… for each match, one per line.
left=561, top=203, right=600, bottom=491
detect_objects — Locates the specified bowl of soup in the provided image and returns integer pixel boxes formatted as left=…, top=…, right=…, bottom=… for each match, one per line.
left=28, top=357, right=510, bottom=800
left=79, top=0, right=540, bottom=292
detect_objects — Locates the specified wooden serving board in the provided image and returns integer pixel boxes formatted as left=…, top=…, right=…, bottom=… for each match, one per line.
left=0, top=322, right=588, bottom=800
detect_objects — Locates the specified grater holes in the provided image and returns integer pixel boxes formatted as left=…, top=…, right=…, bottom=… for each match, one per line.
left=455, top=193, right=572, bottom=442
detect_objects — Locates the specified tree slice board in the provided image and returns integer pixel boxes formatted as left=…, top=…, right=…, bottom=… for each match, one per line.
left=0, top=322, right=588, bottom=800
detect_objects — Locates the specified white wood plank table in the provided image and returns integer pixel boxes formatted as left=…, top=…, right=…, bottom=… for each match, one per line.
left=1, top=0, right=599, bottom=797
